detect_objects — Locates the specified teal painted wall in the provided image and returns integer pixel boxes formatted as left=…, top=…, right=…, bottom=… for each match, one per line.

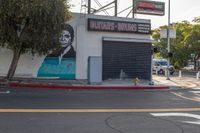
left=37, top=57, right=75, bottom=79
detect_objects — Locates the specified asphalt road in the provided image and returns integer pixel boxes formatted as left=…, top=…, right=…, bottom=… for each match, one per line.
left=1, top=87, right=200, bottom=133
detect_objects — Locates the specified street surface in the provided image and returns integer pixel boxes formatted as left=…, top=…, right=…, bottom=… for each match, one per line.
left=0, top=70, right=200, bottom=133
left=1, top=86, right=200, bottom=133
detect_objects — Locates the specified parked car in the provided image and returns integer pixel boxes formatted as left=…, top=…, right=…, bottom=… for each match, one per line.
left=183, top=65, right=194, bottom=70
left=153, top=58, right=174, bottom=75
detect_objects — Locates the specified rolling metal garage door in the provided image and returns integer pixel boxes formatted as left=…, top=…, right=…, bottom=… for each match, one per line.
left=102, top=41, right=151, bottom=80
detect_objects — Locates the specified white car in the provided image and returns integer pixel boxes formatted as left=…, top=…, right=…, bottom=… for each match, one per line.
left=183, top=65, right=194, bottom=70
left=153, top=58, right=174, bottom=75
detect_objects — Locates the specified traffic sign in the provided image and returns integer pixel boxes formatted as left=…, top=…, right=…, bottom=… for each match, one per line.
left=160, top=29, right=176, bottom=38
left=191, top=53, right=195, bottom=58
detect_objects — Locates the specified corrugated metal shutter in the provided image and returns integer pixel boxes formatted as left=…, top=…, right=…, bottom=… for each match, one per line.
left=102, top=41, right=151, bottom=80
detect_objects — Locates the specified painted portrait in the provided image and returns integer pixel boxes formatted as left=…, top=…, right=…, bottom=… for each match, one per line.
left=37, top=24, right=76, bottom=79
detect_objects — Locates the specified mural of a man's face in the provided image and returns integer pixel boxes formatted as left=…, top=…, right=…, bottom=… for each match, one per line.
left=59, top=30, right=71, bottom=47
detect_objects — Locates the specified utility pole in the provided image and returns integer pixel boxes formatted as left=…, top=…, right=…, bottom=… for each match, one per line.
left=132, top=0, right=135, bottom=18
left=114, top=0, right=118, bottom=17
left=166, top=0, right=171, bottom=80
left=88, top=0, right=91, bottom=14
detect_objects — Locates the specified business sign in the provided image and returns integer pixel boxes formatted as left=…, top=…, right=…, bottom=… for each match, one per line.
left=135, top=0, right=165, bottom=16
left=88, top=18, right=151, bottom=34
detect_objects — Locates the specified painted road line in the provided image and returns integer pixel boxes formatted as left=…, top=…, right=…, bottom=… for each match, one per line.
left=171, top=92, right=200, bottom=102
left=190, top=91, right=200, bottom=97
left=191, top=88, right=200, bottom=90
left=151, top=113, right=200, bottom=119
left=0, top=91, right=10, bottom=94
left=151, top=113, right=200, bottom=125
left=1, top=108, right=200, bottom=113
left=190, top=91, right=200, bottom=94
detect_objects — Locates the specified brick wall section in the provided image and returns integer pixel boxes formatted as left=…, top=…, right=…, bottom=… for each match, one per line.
left=102, top=41, right=151, bottom=80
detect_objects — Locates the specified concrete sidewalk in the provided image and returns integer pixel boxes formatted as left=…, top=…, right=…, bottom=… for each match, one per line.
left=153, top=75, right=200, bottom=89
left=0, top=77, right=169, bottom=90
left=1, top=71, right=200, bottom=90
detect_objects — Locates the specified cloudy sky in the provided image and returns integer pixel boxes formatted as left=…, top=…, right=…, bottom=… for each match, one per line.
left=69, top=0, right=200, bottom=29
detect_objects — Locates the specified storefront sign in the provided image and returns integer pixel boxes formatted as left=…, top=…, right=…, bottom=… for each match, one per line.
left=135, top=0, right=165, bottom=16
left=88, top=18, right=151, bottom=34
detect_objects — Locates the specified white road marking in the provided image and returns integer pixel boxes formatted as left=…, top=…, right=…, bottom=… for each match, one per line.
left=171, top=92, right=200, bottom=102
left=193, top=88, right=200, bottom=90
left=151, top=113, right=200, bottom=125
left=0, top=91, right=10, bottom=94
left=183, top=121, right=200, bottom=125
left=171, top=92, right=199, bottom=101
left=151, top=113, right=200, bottom=119
left=190, top=91, right=200, bottom=94
left=190, top=91, right=200, bottom=97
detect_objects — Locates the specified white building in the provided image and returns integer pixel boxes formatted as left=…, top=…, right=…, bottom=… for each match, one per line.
left=0, top=13, right=152, bottom=81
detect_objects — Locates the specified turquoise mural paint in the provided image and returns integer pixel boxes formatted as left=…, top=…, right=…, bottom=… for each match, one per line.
left=38, top=57, right=75, bottom=79
left=37, top=24, right=76, bottom=80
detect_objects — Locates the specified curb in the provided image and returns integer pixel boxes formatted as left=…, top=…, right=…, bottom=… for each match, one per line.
left=9, top=83, right=169, bottom=90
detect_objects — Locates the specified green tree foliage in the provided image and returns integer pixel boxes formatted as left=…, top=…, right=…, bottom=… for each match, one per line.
left=170, top=21, right=192, bottom=68
left=0, top=0, right=71, bottom=80
left=193, top=17, right=200, bottom=23
left=184, top=24, right=200, bottom=69
left=152, top=19, right=200, bottom=69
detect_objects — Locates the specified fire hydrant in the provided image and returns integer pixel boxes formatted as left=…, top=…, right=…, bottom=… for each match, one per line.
left=133, top=77, right=140, bottom=86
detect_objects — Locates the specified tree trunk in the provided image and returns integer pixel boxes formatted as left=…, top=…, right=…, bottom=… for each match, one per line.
left=6, top=48, right=22, bottom=80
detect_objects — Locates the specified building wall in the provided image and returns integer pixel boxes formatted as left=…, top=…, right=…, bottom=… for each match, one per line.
left=0, top=48, right=45, bottom=77
left=75, top=13, right=151, bottom=79
left=0, top=13, right=151, bottom=80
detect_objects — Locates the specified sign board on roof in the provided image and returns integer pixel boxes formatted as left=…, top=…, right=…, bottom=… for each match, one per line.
left=135, top=0, right=165, bottom=16
left=88, top=18, right=151, bottom=34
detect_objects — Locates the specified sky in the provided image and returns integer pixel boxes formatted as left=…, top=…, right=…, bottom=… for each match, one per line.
left=69, top=0, right=200, bottom=29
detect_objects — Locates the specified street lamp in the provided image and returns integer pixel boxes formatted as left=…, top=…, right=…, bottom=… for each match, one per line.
left=166, top=0, right=171, bottom=80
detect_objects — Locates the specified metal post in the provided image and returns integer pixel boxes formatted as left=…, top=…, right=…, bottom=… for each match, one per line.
left=197, top=71, right=200, bottom=79
left=132, top=0, right=135, bottom=18
left=88, top=0, right=91, bottom=14
left=149, top=54, right=154, bottom=85
left=115, top=0, right=118, bottom=17
left=166, top=0, right=170, bottom=80
left=179, top=70, right=182, bottom=78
